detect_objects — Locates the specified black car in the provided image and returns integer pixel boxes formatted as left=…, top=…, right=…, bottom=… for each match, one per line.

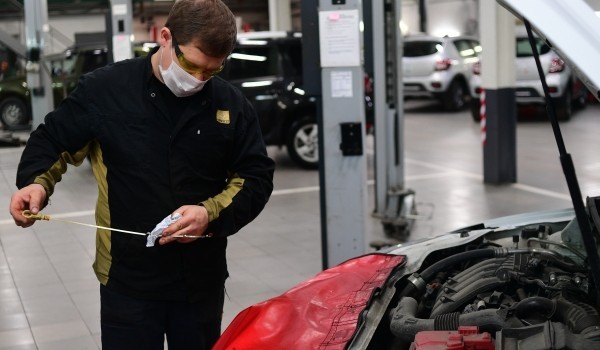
left=0, top=44, right=108, bottom=131
left=220, top=31, right=373, bottom=169
left=2, top=33, right=374, bottom=169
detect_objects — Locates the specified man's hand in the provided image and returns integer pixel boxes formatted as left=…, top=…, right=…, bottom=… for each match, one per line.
left=9, top=184, right=47, bottom=228
left=159, top=205, right=210, bottom=245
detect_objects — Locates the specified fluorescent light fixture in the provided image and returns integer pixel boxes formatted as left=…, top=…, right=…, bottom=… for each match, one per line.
left=242, top=81, right=273, bottom=88
left=230, top=53, right=267, bottom=62
left=238, top=39, right=268, bottom=45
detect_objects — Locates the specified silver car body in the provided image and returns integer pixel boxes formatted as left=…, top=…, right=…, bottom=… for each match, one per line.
left=469, top=25, right=587, bottom=121
left=403, top=34, right=481, bottom=110
left=470, top=30, right=572, bottom=104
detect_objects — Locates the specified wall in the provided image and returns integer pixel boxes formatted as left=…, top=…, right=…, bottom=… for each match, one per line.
left=400, top=0, right=478, bottom=38
left=2, top=0, right=598, bottom=55
left=0, top=8, right=265, bottom=55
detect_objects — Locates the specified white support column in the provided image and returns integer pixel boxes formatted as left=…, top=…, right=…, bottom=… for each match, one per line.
left=269, top=0, right=292, bottom=32
left=480, top=2, right=515, bottom=91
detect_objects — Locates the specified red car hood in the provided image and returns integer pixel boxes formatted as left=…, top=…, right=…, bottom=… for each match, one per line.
left=213, top=253, right=405, bottom=350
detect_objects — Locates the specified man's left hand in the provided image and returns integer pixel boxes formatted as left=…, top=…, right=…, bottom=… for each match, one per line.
left=159, top=205, right=210, bottom=245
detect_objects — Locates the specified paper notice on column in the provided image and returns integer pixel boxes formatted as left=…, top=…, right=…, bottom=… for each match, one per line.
left=319, top=10, right=361, bottom=67
left=331, top=71, right=353, bottom=98
left=112, top=34, right=132, bottom=62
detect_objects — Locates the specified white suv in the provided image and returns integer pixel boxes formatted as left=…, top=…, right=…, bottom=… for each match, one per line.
left=402, top=34, right=481, bottom=111
left=470, top=32, right=587, bottom=121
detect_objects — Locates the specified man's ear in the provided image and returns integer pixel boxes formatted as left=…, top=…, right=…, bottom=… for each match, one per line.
left=158, top=27, right=172, bottom=47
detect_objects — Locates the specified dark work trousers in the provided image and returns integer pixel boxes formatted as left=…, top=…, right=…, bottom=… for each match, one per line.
left=100, top=284, right=224, bottom=350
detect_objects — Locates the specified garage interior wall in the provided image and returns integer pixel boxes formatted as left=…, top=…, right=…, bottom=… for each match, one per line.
left=0, top=0, right=481, bottom=55
left=0, top=0, right=598, bottom=57
left=0, top=2, right=271, bottom=55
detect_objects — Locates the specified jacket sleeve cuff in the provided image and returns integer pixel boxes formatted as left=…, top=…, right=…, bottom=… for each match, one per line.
left=199, top=199, right=217, bottom=222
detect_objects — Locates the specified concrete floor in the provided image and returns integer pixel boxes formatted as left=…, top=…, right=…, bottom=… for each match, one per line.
left=1, top=99, right=599, bottom=349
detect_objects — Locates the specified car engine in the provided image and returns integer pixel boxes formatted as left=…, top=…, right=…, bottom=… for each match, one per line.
left=386, top=218, right=600, bottom=349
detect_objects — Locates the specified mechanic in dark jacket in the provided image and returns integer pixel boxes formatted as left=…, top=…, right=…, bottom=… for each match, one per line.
left=9, top=0, right=274, bottom=349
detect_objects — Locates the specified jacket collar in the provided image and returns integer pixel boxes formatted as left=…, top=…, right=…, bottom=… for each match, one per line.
left=145, top=46, right=161, bottom=84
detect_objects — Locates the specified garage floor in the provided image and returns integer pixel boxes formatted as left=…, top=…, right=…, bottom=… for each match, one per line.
left=1, top=100, right=599, bottom=349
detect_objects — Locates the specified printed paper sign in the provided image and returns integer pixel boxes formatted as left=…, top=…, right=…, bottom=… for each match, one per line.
left=319, top=10, right=361, bottom=67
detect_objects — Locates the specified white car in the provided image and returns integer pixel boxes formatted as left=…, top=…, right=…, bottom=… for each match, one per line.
left=470, top=29, right=587, bottom=121
left=402, top=34, right=481, bottom=111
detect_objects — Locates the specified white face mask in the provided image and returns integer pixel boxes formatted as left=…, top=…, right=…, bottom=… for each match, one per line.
left=158, top=46, right=208, bottom=97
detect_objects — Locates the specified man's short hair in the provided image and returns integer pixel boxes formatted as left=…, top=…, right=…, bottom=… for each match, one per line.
left=165, top=0, right=237, bottom=58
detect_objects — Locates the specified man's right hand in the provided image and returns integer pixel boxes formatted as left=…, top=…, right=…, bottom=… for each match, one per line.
left=9, top=184, right=47, bottom=227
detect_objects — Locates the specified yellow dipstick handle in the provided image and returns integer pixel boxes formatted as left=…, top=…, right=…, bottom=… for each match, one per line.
left=22, top=210, right=50, bottom=221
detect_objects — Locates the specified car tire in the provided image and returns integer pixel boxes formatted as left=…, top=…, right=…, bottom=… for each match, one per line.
left=442, top=79, right=466, bottom=111
left=554, top=88, right=572, bottom=121
left=573, top=90, right=587, bottom=110
left=286, top=116, right=319, bottom=169
left=0, top=97, right=28, bottom=130
left=470, top=98, right=481, bottom=122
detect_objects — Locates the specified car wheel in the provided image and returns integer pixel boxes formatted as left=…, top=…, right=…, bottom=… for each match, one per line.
left=0, top=97, right=28, bottom=130
left=573, top=90, right=587, bottom=110
left=286, top=117, right=319, bottom=169
left=442, top=79, right=466, bottom=111
left=470, top=98, right=481, bottom=122
left=554, top=88, right=572, bottom=121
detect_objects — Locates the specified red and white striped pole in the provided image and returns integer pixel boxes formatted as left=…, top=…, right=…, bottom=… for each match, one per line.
left=480, top=88, right=486, bottom=145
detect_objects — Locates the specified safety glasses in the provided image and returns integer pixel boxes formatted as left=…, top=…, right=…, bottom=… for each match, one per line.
left=171, top=34, right=224, bottom=77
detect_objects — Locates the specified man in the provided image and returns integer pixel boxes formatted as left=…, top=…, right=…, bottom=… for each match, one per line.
left=9, top=0, right=274, bottom=349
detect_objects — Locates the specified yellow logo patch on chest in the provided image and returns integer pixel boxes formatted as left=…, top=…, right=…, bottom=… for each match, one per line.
left=216, top=110, right=230, bottom=124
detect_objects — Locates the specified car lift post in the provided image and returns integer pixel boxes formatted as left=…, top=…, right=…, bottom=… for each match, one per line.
left=108, top=0, right=133, bottom=63
left=315, top=0, right=370, bottom=269
left=371, top=0, right=416, bottom=242
left=24, top=0, right=54, bottom=130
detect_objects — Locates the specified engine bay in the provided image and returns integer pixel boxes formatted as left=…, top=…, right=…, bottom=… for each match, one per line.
left=381, top=205, right=600, bottom=349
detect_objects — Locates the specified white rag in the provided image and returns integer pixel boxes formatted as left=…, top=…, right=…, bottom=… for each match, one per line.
left=146, top=212, right=182, bottom=247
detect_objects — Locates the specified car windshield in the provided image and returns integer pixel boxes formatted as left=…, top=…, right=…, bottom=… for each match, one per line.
left=50, top=48, right=108, bottom=78
left=403, top=41, right=442, bottom=57
left=49, top=54, right=78, bottom=78
left=516, top=37, right=551, bottom=57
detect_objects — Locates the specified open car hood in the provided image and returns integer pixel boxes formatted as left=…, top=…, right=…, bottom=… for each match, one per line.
left=498, top=0, right=600, bottom=101
left=499, top=0, right=600, bottom=288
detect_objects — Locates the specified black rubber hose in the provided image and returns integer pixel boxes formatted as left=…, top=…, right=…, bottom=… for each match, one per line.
left=515, top=297, right=600, bottom=334
left=421, top=249, right=496, bottom=281
left=390, top=296, right=518, bottom=342
left=399, top=248, right=497, bottom=299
